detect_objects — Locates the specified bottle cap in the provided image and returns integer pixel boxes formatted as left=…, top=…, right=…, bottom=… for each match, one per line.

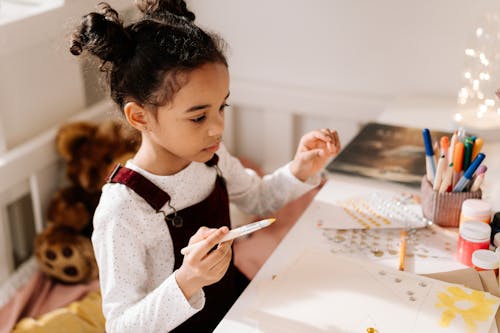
left=460, top=221, right=491, bottom=242
left=492, top=212, right=500, bottom=227
left=472, top=249, right=499, bottom=270
left=494, top=233, right=500, bottom=248
left=461, top=199, right=492, bottom=218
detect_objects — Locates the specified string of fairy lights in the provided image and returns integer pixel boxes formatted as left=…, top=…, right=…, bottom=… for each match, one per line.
left=454, top=13, right=500, bottom=127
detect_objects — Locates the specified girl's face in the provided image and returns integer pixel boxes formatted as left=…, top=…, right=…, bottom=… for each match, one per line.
left=141, top=62, right=230, bottom=172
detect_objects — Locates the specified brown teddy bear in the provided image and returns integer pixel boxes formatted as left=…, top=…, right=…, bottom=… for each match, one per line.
left=35, top=119, right=139, bottom=283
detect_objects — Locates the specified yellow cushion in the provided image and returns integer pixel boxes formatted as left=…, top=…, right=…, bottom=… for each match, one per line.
left=13, top=292, right=105, bottom=333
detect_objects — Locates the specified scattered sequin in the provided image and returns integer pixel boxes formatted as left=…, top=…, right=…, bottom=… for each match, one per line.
left=333, top=236, right=346, bottom=243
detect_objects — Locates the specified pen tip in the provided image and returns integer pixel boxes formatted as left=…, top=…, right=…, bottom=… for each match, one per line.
left=268, top=218, right=276, bottom=224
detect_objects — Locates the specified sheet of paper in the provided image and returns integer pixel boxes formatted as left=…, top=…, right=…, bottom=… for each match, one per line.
left=425, top=268, right=500, bottom=333
left=252, top=250, right=500, bottom=333
left=320, top=224, right=458, bottom=262
left=302, top=179, right=428, bottom=229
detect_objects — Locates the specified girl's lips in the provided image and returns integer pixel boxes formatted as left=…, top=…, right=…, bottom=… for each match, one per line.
left=204, top=143, right=220, bottom=153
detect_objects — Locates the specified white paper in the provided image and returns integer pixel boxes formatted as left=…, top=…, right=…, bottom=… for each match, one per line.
left=252, top=250, right=500, bottom=333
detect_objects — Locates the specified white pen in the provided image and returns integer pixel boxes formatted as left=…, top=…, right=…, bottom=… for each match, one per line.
left=439, top=163, right=454, bottom=193
left=433, top=154, right=446, bottom=191
left=180, top=218, right=276, bottom=255
left=470, top=173, right=485, bottom=192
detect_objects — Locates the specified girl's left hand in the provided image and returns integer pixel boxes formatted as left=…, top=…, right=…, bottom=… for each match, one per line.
left=290, top=128, right=341, bottom=182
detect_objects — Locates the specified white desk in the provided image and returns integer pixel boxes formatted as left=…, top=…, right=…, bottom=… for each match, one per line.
left=215, top=106, right=500, bottom=332
left=214, top=173, right=473, bottom=332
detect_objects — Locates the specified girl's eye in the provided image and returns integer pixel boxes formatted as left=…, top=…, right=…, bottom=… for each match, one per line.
left=220, top=103, right=230, bottom=111
left=191, top=115, right=206, bottom=123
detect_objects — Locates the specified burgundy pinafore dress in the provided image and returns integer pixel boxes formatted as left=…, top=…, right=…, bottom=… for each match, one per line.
left=107, top=155, right=248, bottom=332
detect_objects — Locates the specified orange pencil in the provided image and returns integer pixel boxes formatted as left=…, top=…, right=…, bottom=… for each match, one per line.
left=440, top=136, right=450, bottom=160
left=472, top=137, right=483, bottom=160
left=452, top=142, right=464, bottom=188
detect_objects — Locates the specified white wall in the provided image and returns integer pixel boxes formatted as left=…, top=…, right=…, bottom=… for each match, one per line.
left=0, top=0, right=132, bottom=151
left=2, top=0, right=499, bottom=158
left=192, top=0, right=500, bottom=100
left=190, top=0, right=500, bottom=167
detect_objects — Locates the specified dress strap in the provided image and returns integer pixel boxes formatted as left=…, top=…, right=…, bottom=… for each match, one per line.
left=205, top=154, right=219, bottom=167
left=105, top=154, right=221, bottom=213
left=106, top=164, right=170, bottom=212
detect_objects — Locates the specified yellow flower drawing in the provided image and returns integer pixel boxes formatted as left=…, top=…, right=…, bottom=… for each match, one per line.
left=436, top=286, right=499, bottom=333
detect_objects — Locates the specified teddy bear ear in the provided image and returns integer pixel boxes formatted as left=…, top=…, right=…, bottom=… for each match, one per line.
left=97, top=119, right=141, bottom=152
left=56, top=122, right=97, bottom=161
left=95, top=120, right=122, bottom=143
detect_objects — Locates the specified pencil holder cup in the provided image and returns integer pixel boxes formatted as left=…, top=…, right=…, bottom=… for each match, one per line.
left=420, top=177, right=482, bottom=228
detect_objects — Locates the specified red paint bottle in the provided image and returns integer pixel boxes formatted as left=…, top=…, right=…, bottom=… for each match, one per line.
left=457, top=221, right=491, bottom=267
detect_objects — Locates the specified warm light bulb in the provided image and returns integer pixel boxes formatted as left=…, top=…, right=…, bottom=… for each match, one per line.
left=465, top=49, right=476, bottom=56
left=459, top=87, right=469, bottom=98
left=479, top=72, right=490, bottom=80
left=456, top=14, right=500, bottom=133
left=479, top=53, right=489, bottom=66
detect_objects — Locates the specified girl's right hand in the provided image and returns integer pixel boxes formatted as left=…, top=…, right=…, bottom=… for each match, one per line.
left=175, top=226, right=233, bottom=300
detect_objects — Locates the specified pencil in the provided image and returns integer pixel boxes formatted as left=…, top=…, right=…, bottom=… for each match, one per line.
left=399, top=229, right=407, bottom=271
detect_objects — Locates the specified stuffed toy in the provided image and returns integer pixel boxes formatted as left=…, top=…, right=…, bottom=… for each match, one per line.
left=34, top=120, right=139, bottom=283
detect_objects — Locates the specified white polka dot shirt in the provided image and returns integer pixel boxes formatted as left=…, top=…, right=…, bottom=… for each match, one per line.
left=92, top=144, right=320, bottom=332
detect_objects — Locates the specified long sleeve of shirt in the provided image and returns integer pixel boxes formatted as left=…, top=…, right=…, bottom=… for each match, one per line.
left=92, top=143, right=320, bottom=332
left=92, top=198, right=204, bottom=333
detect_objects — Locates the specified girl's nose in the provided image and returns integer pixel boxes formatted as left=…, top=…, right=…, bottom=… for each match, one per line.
left=208, top=112, right=224, bottom=137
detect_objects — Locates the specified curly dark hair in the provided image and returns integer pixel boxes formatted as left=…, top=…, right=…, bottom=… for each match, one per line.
left=70, top=0, right=227, bottom=112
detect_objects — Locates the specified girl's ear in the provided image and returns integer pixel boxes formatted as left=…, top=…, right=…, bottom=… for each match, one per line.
left=124, top=102, right=149, bottom=131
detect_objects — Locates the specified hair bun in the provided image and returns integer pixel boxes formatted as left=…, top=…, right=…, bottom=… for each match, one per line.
left=70, top=2, right=134, bottom=63
left=136, top=0, right=195, bottom=22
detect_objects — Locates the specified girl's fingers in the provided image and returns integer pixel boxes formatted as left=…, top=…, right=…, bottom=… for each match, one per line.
left=298, top=148, right=324, bottom=162
left=207, top=244, right=232, bottom=271
left=208, top=248, right=232, bottom=278
left=190, top=226, right=229, bottom=260
left=310, top=130, right=332, bottom=144
left=189, top=226, right=215, bottom=243
left=330, top=130, right=341, bottom=153
left=301, top=129, right=339, bottom=151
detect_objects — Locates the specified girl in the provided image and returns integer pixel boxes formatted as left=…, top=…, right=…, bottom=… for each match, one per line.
left=70, top=1, right=340, bottom=332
